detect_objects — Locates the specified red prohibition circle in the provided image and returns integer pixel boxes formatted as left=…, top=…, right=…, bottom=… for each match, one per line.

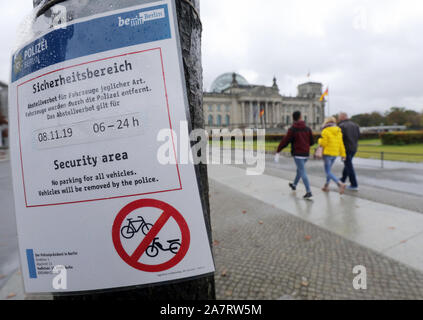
left=112, top=199, right=190, bottom=272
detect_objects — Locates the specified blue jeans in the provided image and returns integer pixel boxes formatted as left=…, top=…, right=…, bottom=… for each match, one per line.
left=293, top=157, right=311, bottom=193
left=341, top=151, right=358, bottom=187
left=323, top=156, right=339, bottom=185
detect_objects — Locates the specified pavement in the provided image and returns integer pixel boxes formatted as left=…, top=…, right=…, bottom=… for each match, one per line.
left=0, top=151, right=20, bottom=296
left=264, top=153, right=423, bottom=213
left=1, top=151, right=423, bottom=300
left=209, top=161, right=423, bottom=300
left=0, top=154, right=52, bottom=300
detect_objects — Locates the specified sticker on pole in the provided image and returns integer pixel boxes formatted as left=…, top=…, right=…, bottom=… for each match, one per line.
left=112, top=199, right=190, bottom=272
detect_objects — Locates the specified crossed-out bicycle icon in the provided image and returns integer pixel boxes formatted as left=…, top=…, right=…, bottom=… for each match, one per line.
left=120, top=215, right=181, bottom=257
left=120, top=216, right=153, bottom=239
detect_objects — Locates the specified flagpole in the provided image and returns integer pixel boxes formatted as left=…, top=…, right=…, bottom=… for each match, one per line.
left=327, top=86, right=330, bottom=117
left=320, top=86, right=329, bottom=118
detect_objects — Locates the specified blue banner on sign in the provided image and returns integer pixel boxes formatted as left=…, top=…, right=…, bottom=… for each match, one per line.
left=12, top=4, right=170, bottom=82
left=26, top=249, right=37, bottom=279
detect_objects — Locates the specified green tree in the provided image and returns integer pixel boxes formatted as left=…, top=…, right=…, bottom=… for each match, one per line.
left=351, top=112, right=385, bottom=127
left=385, top=107, right=408, bottom=125
left=385, top=107, right=420, bottom=128
left=404, top=110, right=420, bottom=128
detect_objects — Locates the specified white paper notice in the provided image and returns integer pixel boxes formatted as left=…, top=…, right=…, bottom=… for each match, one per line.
left=9, top=0, right=215, bottom=293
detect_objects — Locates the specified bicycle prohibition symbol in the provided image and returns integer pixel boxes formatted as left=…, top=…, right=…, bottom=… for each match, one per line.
left=120, top=215, right=181, bottom=257
left=112, top=198, right=190, bottom=272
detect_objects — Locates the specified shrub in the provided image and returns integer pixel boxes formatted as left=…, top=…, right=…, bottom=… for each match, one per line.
left=359, top=132, right=380, bottom=140
left=380, top=131, right=423, bottom=145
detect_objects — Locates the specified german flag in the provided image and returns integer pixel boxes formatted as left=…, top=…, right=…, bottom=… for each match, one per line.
left=320, top=88, right=329, bottom=102
left=259, top=109, right=265, bottom=118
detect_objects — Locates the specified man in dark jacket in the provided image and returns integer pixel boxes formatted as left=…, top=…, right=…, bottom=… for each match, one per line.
left=276, top=111, right=314, bottom=199
left=338, top=112, right=360, bottom=190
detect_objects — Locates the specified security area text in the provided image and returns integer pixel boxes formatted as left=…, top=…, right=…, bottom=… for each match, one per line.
left=53, top=152, right=128, bottom=170
left=32, top=60, right=133, bottom=94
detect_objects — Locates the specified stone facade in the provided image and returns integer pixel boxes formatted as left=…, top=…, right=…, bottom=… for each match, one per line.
left=203, top=73, right=325, bottom=132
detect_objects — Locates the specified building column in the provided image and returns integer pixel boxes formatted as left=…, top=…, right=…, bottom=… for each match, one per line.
left=250, top=102, right=254, bottom=126
left=245, top=101, right=249, bottom=126
left=275, top=102, right=279, bottom=125
left=258, top=102, right=261, bottom=127
left=241, top=101, right=245, bottom=125
left=255, top=102, right=258, bottom=126
left=237, top=101, right=242, bottom=127
left=256, top=101, right=260, bottom=127
left=239, top=102, right=243, bottom=126
left=276, top=102, right=282, bottom=123
left=246, top=101, right=250, bottom=126
left=265, top=102, right=269, bottom=126
left=266, top=102, right=271, bottom=127
left=266, top=101, right=273, bottom=128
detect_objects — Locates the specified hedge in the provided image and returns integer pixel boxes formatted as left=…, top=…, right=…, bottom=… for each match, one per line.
left=380, top=131, right=423, bottom=145
left=259, top=132, right=378, bottom=143
left=359, top=132, right=380, bottom=140
left=210, top=132, right=379, bottom=142
left=265, top=133, right=321, bottom=143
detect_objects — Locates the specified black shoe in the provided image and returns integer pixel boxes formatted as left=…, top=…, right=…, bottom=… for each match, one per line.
left=289, top=183, right=296, bottom=191
left=303, top=192, right=313, bottom=200
left=347, top=186, right=359, bottom=191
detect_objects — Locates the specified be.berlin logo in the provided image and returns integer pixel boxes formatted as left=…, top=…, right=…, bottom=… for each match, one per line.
left=118, top=8, right=165, bottom=28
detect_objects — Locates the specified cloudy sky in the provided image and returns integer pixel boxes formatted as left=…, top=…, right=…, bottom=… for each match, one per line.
left=1, top=0, right=422, bottom=116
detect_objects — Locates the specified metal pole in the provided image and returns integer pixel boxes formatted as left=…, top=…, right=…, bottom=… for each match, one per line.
left=381, top=151, right=384, bottom=169
left=33, top=0, right=215, bottom=300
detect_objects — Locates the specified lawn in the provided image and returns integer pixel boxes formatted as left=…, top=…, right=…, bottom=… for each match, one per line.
left=211, top=139, right=423, bottom=162
left=356, top=139, right=423, bottom=162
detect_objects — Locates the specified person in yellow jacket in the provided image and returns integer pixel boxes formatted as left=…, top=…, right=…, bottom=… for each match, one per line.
left=318, top=117, right=347, bottom=194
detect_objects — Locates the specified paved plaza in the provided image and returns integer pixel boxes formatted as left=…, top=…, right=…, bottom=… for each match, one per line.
left=209, top=162, right=423, bottom=300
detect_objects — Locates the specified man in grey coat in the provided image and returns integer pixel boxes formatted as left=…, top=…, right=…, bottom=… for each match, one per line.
left=338, top=112, right=360, bottom=190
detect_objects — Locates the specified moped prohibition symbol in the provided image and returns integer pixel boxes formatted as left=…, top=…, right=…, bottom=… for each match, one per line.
left=120, top=216, right=153, bottom=239
left=146, top=237, right=181, bottom=257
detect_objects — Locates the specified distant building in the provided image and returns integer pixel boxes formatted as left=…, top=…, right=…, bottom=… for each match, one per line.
left=360, top=125, right=407, bottom=133
left=203, top=73, right=325, bottom=132
left=0, top=81, right=8, bottom=147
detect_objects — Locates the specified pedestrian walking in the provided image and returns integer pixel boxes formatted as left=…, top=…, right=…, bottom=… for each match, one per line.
left=338, top=112, right=360, bottom=191
left=318, top=117, right=347, bottom=194
left=276, top=111, right=314, bottom=200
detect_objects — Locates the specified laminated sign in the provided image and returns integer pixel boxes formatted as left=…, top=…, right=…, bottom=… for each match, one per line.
left=9, top=0, right=215, bottom=293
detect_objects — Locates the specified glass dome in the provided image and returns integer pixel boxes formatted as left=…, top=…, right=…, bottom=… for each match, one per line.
left=210, top=73, right=249, bottom=93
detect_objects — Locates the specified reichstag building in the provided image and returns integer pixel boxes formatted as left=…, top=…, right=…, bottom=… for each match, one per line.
left=203, top=73, right=325, bottom=132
